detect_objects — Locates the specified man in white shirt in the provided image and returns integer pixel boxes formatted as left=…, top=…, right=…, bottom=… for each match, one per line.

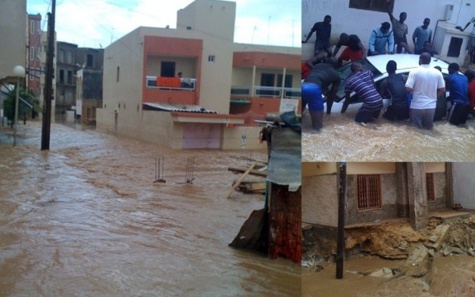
left=405, top=52, right=445, bottom=129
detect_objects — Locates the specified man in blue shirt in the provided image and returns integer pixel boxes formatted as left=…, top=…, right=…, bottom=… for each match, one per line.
left=413, top=18, right=432, bottom=54
left=447, top=63, right=470, bottom=126
left=368, top=22, right=394, bottom=56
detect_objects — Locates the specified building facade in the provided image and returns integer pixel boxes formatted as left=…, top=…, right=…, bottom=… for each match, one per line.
left=302, top=162, right=450, bottom=230
left=96, top=0, right=300, bottom=150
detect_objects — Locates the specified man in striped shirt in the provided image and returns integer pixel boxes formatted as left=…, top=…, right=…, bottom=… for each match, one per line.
left=343, top=62, right=383, bottom=125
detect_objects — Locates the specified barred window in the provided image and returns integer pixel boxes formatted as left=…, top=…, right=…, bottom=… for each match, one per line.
left=349, top=0, right=387, bottom=13
left=357, top=175, right=382, bottom=210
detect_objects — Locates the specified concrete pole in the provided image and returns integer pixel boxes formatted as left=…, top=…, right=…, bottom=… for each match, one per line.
left=445, top=162, right=454, bottom=209
left=13, top=77, right=20, bottom=146
left=395, top=162, right=409, bottom=218
left=407, top=162, right=428, bottom=231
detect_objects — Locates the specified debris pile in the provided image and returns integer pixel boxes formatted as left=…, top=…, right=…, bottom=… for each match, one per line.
left=227, top=159, right=267, bottom=197
left=303, top=213, right=475, bottom=278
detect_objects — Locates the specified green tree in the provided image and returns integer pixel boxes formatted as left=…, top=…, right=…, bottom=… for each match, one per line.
left=2, top=86, right=39, bottom=127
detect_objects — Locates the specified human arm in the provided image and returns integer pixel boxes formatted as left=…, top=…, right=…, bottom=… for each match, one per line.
left=332, top=44, right=342, bottom=57
left=368, top=31, right=377, bottom=54
left=388, top=31, right=395, bottom=53
left=379, top=79, right=388, bottom=97
left=327, top=77, right=341, bottom=103
left=387, top=0, right=395, bottom=21
left=412, top=28, right=417, bottom=47
left=359, top=41, right=367, bottom=58
left=437, top=87, right=446, bottom=97
left=437, top=73, right=446, bottom=96
left=302, top=24, right=316, bottom=43
left=405, top=71, right=415, bottom=93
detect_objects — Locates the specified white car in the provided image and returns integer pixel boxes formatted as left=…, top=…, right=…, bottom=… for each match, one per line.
left=333, top=54, right=450, bottom=104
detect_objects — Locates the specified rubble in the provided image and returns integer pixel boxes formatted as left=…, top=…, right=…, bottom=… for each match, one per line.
left=302, top=212, right=475, bottom=285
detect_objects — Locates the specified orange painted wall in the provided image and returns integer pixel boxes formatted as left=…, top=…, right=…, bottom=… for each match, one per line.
left=233, top=52, right=300, bottom=70
left=142, top=36, right=203, bottom=105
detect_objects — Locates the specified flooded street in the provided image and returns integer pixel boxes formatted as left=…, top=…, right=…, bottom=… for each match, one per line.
left=302, top=102, right=475, bottom=162
left=0, top=121, right=300, bottom=296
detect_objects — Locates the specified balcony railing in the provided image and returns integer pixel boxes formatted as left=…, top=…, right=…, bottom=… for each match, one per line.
left=231, top=86, right=301, bottom=99
left=146, top=76, right=196, bottom=91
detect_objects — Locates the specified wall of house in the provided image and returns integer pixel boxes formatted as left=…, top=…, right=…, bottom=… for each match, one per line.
left=0, top=0, right=26, bottom=83
left=176, top=0, right=236, bottom=114
left=346, top=173, right=399, bottom=225
left=302, top=174, right=338, bottom=227
left=302, top=0, right=469, bottom=59
left=453, top=163, right=475, bottom=209
left=177, top=0, right=236, bottom=42
left=428, top=172, right=447, bottom=210
left=100, top=27, right=144, bottom=137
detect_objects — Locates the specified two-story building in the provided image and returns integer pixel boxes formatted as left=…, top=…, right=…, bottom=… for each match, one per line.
left=96, top=0, right=301, bottom=149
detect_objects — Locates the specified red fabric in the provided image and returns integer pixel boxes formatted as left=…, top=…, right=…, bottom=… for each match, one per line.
left=301, top=62, right=311, bottom=79
left=157, top=77, right=181, bottom=88
left=339, top=47, right=363, bottom=62
left=469, top=81, right=475, bottom=113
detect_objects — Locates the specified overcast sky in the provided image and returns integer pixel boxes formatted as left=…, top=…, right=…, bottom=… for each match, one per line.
left=27, top=0, right=301, bottom=48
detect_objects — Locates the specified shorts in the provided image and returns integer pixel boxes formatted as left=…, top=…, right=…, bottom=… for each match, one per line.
left=302, top=83, right=324, bottom=112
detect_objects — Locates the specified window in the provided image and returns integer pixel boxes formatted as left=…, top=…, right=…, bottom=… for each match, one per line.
left=160, top=61, right=175, bottom=77
left=208, top=55, right=215, bottom=62
left=30, top=20, right=35, bottom=34
left=261, top=73, right=275, bottom=87
left=67, top=71, right=73, bottom=84
left=349, top=0, right=387, bottom=12
left=426, top=173, right=435, bottom=202
left=277, top=74, right=293, bottom=88
left=116, top=66, right=120, bottom=82
left=87, top=54, right=94, bottom=67
left=66, top=50, right=72, bottom=64
left=30, top=46, right=35, bottom=61
left=357, top=175, right=382, bottom=210
left=58, top=49, right=64, bottom=63
left=59, top=69, right=64, bottom=83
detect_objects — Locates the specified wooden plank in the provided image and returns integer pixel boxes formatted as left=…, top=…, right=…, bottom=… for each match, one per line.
left=227, top=162, right=257, bottom=198
left=228, top=166, right=267, bottom=177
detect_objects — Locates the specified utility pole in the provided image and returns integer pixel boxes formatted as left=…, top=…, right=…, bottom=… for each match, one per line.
left=336, top=162, right=347, bottom=279
left=41, top=0, right=55, bottom=150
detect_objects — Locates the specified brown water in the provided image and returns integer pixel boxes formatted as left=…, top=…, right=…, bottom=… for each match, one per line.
left=303, top=255, right=475, bottom=297
left=302, top=105, right=475, bottom=162
left=0, top=121, right=300, bottom=297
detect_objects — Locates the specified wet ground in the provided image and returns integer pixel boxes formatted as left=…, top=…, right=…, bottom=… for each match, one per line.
left=0, top=121, right=300, bottom=296
left=302, top=102, right=475, bottom=162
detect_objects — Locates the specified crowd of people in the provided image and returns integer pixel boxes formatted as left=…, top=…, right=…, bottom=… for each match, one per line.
left=301, top=3, right=475, bottom=132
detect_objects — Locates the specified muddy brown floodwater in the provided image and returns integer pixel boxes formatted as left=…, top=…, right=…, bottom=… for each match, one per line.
left=0, top=121, right=300, bottom=297
left=303, top=255, right=475, bottom=297
left=301, top=103, right=475, bottom=162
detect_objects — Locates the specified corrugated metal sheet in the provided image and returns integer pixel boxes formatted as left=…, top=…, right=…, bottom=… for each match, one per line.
left=143, top=102, right=217, bottom=113
left=266, top=128, right=301, bottom=191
